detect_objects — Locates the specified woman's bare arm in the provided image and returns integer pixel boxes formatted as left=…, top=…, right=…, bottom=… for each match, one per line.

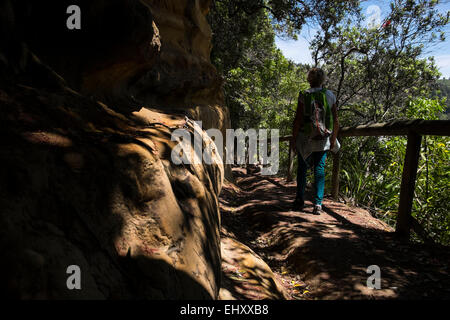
left=330, top=103, right=339, bottom=149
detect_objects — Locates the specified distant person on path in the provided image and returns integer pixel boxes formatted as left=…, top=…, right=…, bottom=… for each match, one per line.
left=292, top=68, right=340, bottom=215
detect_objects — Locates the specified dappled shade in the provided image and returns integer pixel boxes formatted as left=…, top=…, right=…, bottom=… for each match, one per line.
left=219, top=167, right=450, bottom=299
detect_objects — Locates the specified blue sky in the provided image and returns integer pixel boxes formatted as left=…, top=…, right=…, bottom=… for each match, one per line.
left=276, top=0, right=450, bottom=78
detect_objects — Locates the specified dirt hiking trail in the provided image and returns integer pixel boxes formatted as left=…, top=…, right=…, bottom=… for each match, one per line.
left=219, top=167, right=450, bottom=300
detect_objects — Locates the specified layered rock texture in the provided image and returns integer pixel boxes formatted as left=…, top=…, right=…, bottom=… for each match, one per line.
left=0, top=0, right=227, bottom=299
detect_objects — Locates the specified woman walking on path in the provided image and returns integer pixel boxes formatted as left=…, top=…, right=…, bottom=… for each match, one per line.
left=292, top=68, right=340, bottom=215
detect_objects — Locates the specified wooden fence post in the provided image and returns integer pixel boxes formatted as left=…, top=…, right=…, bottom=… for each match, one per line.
left=287, top=139, right=295, bottom=182
left=331, top=150, right=341, bottom=200
left=396, top=131, right=422, bottom=239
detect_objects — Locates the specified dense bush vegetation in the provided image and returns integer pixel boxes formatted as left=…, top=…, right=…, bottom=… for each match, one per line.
left=208, top=0, right=449, bottom=245
left=337, top=99, right=449, bottom=244
left=434, top=78, right=450, bottom=114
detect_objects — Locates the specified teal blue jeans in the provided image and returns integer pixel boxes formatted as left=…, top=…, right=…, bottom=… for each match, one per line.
left=296, top=151, right=327, bottom=206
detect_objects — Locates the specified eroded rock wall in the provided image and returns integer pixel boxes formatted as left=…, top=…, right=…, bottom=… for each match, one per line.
left=0, top=0, right=227, bottom=299
left=7, top=0, right=228, bottom=132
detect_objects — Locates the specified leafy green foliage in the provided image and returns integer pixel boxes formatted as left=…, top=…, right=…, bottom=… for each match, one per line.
left=209, top=0, right=360, bottom=42
left=339, top=98, right=450, bottom=244
left=209, top=6, right=309, bottom=134
left=311, top=0, right=449, bottom=125
left=433, top=78, right=450, bottom=114
left=208, top=0, right=450, bottom=244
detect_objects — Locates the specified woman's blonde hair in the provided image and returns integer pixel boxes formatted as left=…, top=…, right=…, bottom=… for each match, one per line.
left=307, top=68, right=326, bottom=88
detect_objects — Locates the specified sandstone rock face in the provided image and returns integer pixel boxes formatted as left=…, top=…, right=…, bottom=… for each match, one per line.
left=9, top=0, right=228, bottom=133
left=219, top=237, right=288, bottom=300
left=137, top=0, right=231, bottom=156
left=0, top=0, right=226, bottom=299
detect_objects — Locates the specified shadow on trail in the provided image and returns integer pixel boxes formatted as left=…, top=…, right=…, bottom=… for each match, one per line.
left=220, top=167, right=450, bottom=300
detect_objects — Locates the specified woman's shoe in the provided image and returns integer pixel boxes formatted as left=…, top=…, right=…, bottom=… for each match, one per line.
left=312, top=204, right=322, bottom=215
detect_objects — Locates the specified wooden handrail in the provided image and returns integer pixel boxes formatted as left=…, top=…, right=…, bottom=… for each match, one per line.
left=340, top=119, right=450, bottom=137
left=278, top=120, right=450, bottom=142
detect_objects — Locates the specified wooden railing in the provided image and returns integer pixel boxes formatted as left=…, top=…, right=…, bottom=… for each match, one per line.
left=282, top=119, right=450, bottom=240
